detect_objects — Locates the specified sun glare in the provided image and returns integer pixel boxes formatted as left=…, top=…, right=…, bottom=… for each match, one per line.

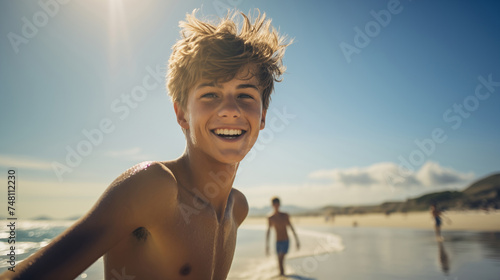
left=107, top=0, right=130, bottom=73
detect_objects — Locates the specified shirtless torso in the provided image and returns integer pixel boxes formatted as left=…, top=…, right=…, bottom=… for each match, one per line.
left=103, top=161, right=247, bottom=279
left=267, top=212, right=291, bottom=242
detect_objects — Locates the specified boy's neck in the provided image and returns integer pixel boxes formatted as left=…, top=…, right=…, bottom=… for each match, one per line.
left=178, top=149, right=238, bottom=221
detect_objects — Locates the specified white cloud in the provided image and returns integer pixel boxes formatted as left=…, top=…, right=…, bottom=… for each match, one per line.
left=309, top=162, right=394, bottom=186
left=242, top=161, right=475, bottom=208
left=416, top=161, right=474, bottom=186
left=309, top=161, right=474, bottom=189
left=0, top=155, right=53, bottom=170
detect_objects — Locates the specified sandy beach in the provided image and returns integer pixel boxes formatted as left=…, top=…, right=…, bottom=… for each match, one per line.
left=243, top=210, right=500, bottom=231
left=237, top=210, right=500, bottom=280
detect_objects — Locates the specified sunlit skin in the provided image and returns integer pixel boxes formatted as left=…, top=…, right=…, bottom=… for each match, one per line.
left=1, top=64, right=266, bottom=280
left=177, top=64, right=267, bottom=167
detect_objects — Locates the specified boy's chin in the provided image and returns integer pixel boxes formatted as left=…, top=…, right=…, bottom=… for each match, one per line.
left=215, top=155, right=245, bottom=165
left=214, top=151, right=249, bottom=164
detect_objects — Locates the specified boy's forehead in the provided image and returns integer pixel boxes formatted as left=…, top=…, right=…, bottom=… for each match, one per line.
left=195, top=64, right=261, bottom=89
left=194, top=73, right=261, bottom=91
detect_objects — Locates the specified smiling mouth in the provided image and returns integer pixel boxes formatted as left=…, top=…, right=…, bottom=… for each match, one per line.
left=212, top=128, right=247, bottom=140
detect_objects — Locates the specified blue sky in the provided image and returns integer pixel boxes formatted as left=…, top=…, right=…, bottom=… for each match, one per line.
left=1, top=0, right=499, bottom=218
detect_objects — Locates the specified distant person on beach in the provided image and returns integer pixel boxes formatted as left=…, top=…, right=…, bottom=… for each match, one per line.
left=431, top=203, right=443, bottom=239
left=266, top=197, right=300, bottom=276
left=1, top=10, right=291, bottom=280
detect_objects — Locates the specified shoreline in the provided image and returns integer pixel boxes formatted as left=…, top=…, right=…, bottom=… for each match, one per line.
left=243, top=210, right=500, bottom=232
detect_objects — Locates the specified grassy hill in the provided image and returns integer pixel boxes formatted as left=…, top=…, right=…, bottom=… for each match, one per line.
left=313, top=172, right=500, bottom=216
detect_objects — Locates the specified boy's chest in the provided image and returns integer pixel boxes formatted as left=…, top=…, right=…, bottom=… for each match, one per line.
left=106, top=189, right=240, bottom=279
left=122, top=210, right=238, bottom=279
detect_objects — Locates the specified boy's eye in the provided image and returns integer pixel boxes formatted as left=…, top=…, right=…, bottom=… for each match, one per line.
left=201, top=93, right=217, bottom=98
left=238, top=93, right=254, bottom=99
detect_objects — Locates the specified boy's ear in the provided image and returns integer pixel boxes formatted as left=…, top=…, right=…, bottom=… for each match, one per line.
left=174, top=102, right=189, bottom=130
left=260, top=109, right=267, bottom=130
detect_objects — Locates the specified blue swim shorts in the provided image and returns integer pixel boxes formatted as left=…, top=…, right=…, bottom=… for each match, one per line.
left=276, top=240, right=289, bottom=255
left=435, top=217, right=442, bottom=227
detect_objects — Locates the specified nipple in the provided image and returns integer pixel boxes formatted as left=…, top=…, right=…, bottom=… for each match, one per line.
left=179, top=263, right=191, bottom=276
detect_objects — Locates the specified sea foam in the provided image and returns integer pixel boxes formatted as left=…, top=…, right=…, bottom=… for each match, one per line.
left=228, top=225, right=344, bottom=279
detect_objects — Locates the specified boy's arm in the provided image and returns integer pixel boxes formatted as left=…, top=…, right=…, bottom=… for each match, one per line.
left=286, top=214, right=300, bottom=250
left=440, top=210, right=452, bottom=224
left=1, top=162, right=174, bottom=280
left=266, top=218, right=272, bottom=256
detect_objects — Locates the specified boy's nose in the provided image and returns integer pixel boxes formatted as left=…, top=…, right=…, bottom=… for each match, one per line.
left=218, top=97, right=241, bottom=118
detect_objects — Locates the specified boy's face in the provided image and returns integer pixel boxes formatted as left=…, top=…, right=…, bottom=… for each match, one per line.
left=272, top=201, right=280, bottom=210
left=175, top=64, right=267, bottom=164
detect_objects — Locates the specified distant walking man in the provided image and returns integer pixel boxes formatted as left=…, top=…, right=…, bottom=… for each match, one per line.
left=266, top=197, right=300, bottom=276
left=430, top=202, right=443, bottom=240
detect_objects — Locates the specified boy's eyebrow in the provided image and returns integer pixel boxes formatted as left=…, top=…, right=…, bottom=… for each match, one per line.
left=195, top=82, right=260, bottom=90
left=236, top=83, right=259, bottom=90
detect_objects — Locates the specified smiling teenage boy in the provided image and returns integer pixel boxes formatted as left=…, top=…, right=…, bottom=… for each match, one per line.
left=1, top=10, right=290, bottom=280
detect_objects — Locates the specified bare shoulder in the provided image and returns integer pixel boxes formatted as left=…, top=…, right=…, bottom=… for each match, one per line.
left=276, top=212, right=290, bottom=222
left=103, top=161, right=179, bottom=222
left=283, top=212, right=294, bottom=224
left=111, top=161, right=175, bottom=184
left=267, top=211, right=277, bottom=220
left=283, top=212, right=291, bottom=220
left=231, top=188, right=248, bottom=226
left=111, top=161, right=177, bottom=192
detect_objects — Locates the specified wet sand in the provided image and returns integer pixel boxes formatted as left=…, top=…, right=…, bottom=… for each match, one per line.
left=285, top=227, right=500, bottom=280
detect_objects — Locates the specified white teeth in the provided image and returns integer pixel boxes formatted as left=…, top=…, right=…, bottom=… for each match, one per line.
left=214, top=128, right=243, bottom=136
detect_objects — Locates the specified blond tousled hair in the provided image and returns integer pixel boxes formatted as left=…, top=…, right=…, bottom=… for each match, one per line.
left=166, top=9, right=291, bottom=110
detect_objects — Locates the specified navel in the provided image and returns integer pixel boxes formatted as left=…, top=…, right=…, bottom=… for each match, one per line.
left=179, top=263, right=192, bottom=276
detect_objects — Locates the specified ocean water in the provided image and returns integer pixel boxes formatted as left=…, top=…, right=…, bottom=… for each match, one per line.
left=0, top=220, right=103, bottom=279
left=0, top=220, right=74, bottom=265
left=1, top=220, right=500, bottom=279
